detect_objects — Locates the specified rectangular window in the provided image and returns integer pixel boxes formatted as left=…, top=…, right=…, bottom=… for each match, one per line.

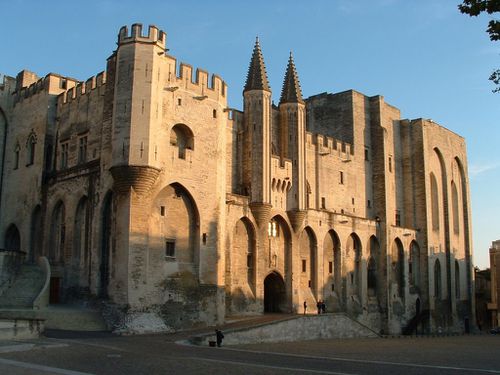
left=367, top=200, right=371, bottom=208
left=60, top=142, right=69, bottom=169
left=339, top=171, right=344, bottom=184
left=165, top=239, right=175, bottom=258
left=160, top=206, right=165, bottom=216
left=302, top=259, right=307, bottom=273
left=388, top=156, right=392, bottom=172
left=321, top=197, right=326, bottom=209
left=365, top=148, right=369, bottom=161
left=329, top=261, right=333, bottom=274
left=395, top=210, right=401, bottom=226
left=78, top=136, right=87, bottom=164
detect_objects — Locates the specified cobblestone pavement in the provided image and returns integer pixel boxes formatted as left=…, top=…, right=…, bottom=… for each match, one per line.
left=0, top=333, right=499, bottom=374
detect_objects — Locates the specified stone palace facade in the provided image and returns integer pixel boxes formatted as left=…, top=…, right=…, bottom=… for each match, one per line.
left=0, top=24, right=474, bottom=334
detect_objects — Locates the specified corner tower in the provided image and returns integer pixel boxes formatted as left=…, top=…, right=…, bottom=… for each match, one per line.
left=110, top=24, right=166, bottom=194
left=243, top=38, right=272, bottom=226
left=279, top=53, right=306, bottom=229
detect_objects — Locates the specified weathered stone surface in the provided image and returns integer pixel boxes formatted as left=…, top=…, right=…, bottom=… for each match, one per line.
left=0, top=23, right=474, bottom=335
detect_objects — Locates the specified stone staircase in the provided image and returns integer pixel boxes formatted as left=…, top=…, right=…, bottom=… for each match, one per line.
left=0, top=264, right=45, bottom=308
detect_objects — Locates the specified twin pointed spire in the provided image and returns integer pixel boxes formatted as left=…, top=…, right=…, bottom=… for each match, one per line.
left=279, top=51, right=304, bottom=104
left=244, top=37, right=271, bottom=92
left=244, top=38, right=304, bottom=104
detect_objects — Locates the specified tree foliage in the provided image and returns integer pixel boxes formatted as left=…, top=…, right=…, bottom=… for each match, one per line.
left=459, top=0, right=500, bottom=92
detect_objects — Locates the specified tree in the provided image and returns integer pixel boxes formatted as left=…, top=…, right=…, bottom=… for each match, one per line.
left=459, top=0, right=500, bottom=92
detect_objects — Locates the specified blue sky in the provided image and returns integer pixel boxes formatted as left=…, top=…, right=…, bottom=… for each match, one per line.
left=1, top=0, right=498, bottom=268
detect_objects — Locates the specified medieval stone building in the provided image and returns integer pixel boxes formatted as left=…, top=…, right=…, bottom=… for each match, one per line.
left=0, top=24, right=474, bottom=334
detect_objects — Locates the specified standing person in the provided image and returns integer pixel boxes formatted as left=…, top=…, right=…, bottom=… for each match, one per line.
left=317, top=300, right=322, bottom=314
left=321, top=301, right=326, bottom=314
left=303, top=301, right=307, bottom=315
left=215, top=329, right=224, bottom=347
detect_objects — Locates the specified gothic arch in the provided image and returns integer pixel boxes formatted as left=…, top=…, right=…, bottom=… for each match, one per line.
left=430, top=172, right=439, bottom=231
left=0, top=107, right=7, bottom=217
left=455, top=156, right=472, bottom=302
left=153, top=182, right=200, bottom=271
left=391, top=238, right=405, bottom=298
left=49, top=200, right=65, bottom=263
left=226, top=216, right=257, bottom=312
left=451, top=180, right=459, bottom=234
left=346, top=233, right=362, bottom=298
left=367, top=235, right=380, bottom=298
left=323, top=230, right=341, bottom=296
left=73, top=196, right=89, bottom=263
left=299, top=226, right=317, bottom=295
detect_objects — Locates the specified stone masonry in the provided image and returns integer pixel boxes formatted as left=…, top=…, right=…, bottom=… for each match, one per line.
left=0, top=24, right=474, bottom=334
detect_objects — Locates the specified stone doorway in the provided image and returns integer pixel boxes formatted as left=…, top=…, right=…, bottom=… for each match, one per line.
left=264, top=272, right=285, bottom=313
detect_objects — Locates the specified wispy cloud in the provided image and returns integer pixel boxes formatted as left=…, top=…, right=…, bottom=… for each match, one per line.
left=469, top=163, right=500, bottom=177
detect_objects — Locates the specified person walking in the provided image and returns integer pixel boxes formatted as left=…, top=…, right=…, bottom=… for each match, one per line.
left=215, top=329, right=224, bottom=347
left=317, top=300, right=322, bottom=314
left=303, top=300, right=307, bottom=315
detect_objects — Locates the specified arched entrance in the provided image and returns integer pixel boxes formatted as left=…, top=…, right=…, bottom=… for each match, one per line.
left=5, top=224, right=21, bottom=252
left=264, top=272, right=286, bottom=313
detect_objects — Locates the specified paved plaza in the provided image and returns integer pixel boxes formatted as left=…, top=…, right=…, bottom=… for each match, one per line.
left=0, top=333, right=499, bottom=375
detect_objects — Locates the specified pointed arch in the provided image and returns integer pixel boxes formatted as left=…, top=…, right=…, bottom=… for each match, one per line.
left=154, top=182, right=200, bottom=269
left=268, top=214, right=292, bottom=311
left=323, top=230, right=341, bottom=294
left=430, top=172, right=439, bottom=231
left=26, top=130, right=37, bottom=166
left=73, top=196, right=89, bottom=263
left=455, top=156, right=472, bottom=302
left=49, top=201, right=65, bottom=263
left=391, top=238, right=405, bottom=298
left=346, top=233, right=362, bottom=297
left=5, top=224, right=21, bottom=252
left=300, top=226, right=317, bottom=294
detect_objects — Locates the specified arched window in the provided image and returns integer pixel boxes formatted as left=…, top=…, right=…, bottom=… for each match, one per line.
left=430, top=173, right=439, bottom=231
left=434, top=259, right=442, bottom=299
left=26, top=131, right=37, bottom=166
left=170, top=124, right=194, bottom=159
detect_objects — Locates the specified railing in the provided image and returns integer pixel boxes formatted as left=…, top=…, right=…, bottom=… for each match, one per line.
left=33, top=256, right=51, bottom=310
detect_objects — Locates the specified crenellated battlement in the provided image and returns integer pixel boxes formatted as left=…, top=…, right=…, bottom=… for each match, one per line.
left=306, top=132, right=354, bottom=158
left=13, top=73, right=78, bottom=105
left=164, top=58, right=227, bottom=99
left=57, top=71, right=106, bottom=106
left=118, top=23, right=166, bottom=49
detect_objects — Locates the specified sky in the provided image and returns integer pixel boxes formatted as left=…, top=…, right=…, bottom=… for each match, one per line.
left=1, top=0, right=498, bottom=269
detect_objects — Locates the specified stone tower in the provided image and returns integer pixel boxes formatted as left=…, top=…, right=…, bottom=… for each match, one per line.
left=279, top=52, right=307, bottom=231
left=243, top=38, right=272, bottom=227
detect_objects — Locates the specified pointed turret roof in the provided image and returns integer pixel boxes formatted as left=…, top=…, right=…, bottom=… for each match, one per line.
left=279, top=52, right=304, bottom=104
left=244, top=37, right=271, bottom=92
